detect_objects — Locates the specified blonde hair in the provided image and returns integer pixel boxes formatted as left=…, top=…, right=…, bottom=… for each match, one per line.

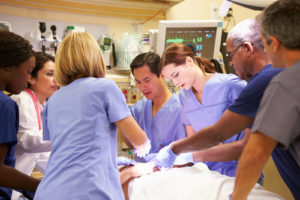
left=55, top=32, right=106, bottom=86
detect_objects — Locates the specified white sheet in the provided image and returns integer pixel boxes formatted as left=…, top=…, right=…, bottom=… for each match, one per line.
left=128, top=163, right=284, bottom=200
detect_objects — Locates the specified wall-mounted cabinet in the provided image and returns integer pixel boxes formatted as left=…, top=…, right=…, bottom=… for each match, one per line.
left=0, top=0, right=183, bottom=21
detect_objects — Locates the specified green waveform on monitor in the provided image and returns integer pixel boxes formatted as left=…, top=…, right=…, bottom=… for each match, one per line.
left=166, top=38, right=184, bottom=43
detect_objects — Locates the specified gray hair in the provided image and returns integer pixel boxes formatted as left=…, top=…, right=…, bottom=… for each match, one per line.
left=257, top=0, right=300, bottom=50
left=227, top=18, right=264, bottom=50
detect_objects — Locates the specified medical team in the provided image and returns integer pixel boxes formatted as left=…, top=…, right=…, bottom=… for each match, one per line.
left=156, top=17, right=284, bottom=180
left=155, top=1, right=300, bottom=200
left=0, top=0, right=299, bottom=199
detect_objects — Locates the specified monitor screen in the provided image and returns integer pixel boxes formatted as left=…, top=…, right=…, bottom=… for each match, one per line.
left=156, top=20, right=223, bottom=60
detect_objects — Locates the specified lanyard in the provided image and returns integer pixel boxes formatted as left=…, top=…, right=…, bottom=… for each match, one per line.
left=25, top=88, right=42, bottom=130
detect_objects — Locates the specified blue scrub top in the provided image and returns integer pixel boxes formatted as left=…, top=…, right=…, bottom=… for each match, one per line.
left=272, top=149, right=300, bottom=199
left=34, top=78, right=131, bottom=200
left=130, top=94, right=186, bottom=162
left=229, top=64, right=284, bottom=119
left=0, top=91, right=19, bottom=199
left=179, top=73, right=247, bottom=176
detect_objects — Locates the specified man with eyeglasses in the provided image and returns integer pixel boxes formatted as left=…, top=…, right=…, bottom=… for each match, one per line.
left=154, top=18, right=284, bottom=179
left=232, top=0, right=300, bottom=199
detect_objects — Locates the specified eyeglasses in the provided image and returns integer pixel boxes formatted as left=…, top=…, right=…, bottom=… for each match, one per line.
left=226, top=43, right=244, bottom=61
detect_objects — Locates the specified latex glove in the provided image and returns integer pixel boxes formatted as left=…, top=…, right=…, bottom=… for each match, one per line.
left=154, top=144, right=177, bottom=168
left=134, top=140, right=151, bottom=158
left=143, top=153, right=157, bottom=162
left=229, top=194, right=232, bottom=200
left=117, top=156, right=137, bottom=166
left=174, top=152, right=194, bottom=165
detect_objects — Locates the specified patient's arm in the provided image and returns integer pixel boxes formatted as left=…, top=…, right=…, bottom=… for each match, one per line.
left=119, top=162, right=157, bottom=184
left=119, top=162, right=157, bottom=200
left=119, top=162, right=194, bottom=200
left=119, top=161, right=194, bottom=185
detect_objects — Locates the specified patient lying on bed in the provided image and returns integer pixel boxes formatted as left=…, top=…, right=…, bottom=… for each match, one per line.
left=119, top=160, right=283, bottom=200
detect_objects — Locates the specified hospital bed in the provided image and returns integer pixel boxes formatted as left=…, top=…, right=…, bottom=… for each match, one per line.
left=36, top=157, right=285, bottom=200
left=126, top=163, right=284, bottom=200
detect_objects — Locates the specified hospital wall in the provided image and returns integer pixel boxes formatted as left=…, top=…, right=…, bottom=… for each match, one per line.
left=166, top=0, right=261, bottom=31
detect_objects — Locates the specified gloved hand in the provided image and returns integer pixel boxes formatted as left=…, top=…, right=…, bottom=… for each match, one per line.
left=154, top=144, right=177, bottom=168
left=229, top=194, right=232, bottom=200
left=174, top=152, right=194, bottom=165
left=134, top=140, right=151, bottom=158
left=143, top=153, right=157, bottom=162
left=117, top=156, right=137, bottom=166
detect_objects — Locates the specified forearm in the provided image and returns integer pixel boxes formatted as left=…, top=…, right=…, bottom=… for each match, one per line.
left=193, top=129, right=250, bottom=162
left=172, top=111, right=253, bottom=155
left=116, top=116, right=148, bottom=147
left=193, top=142, right=242, bottom=162
left=232, top=133, right=276, bottom=200
left=119, top=162, right=156, bottom=184
left=172, top=126, right=222, bottom=155
left=0, top=165, right=40, bottom=192
left=119, top=166, right=134, bottom=185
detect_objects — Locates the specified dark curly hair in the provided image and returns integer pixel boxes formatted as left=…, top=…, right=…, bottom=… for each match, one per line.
left=0, top=30, right=34, bottom=68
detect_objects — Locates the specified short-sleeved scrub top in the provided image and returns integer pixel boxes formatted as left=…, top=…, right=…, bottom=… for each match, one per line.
left=34, top=78, right=131, bottom=200
left=179, top=73, right=247, bottom=177
left=130, top=94, right=186, bottom=162
left=229, top=64, right=284, bottom=118
left=252, top=61, right=300, bottom=199
left=0, top=91, right=19, bottom=199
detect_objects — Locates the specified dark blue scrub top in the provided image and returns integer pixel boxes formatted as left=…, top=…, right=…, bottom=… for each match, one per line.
left=0, top=91, right=19, bottom=200
left=229, top=64, right=284, bottom=118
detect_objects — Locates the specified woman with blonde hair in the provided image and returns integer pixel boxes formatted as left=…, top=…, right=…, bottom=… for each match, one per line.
left=34, top=32, right=150, bottom=200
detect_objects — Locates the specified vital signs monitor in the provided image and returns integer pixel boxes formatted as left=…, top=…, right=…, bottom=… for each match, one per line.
left=156, top=20, right=223, bottom=60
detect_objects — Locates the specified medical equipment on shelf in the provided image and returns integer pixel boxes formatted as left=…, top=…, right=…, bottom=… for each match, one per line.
left=140, top=33, right=150, bottom=53
left=38, top=22, right=60, bottom=56
left=50, top=25, right=58, bottom=54
left=64, top=25, right=85, bottom=37
left=148, top=29, right=158, bottom=53
left=99, top=34, right=114, bottom=69
left=0, top=21, right=12, bottom=31
left=39, top=22, right=46, bottom=53
left=114, top=32, right=141, bottom=70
